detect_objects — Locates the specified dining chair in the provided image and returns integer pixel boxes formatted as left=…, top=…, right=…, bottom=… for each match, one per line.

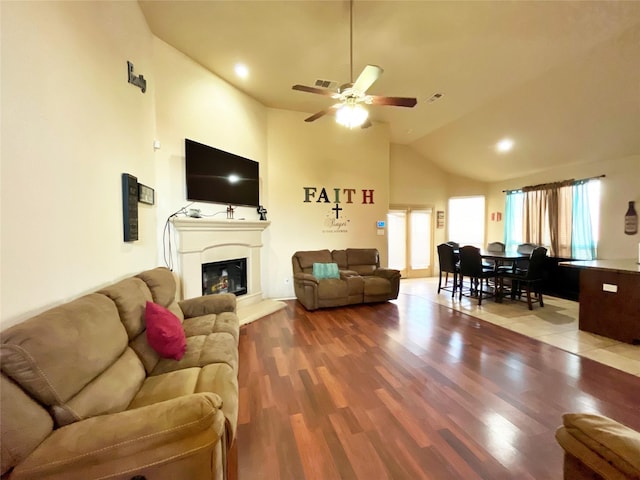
left=488, top=241, right=505, bottom=252
left=515, top=242, right=538, bottom=272
left=483, top=241, right=505, bottom=268
left=458, top=245, right=496, bottom=305
left=500, top=246, right=547, bottom=310
left=437, top=243, right=460, bottom=297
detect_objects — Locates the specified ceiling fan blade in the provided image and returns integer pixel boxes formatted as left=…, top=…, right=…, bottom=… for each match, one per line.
left=361, top=119, right=372, bottom=129
left=351, top=65, right=383, bottom=94
left=304, top=105, right=339, bottom=122
left=367, top=95, right=417, bottom=108
left=292, top=84, right=339, bottom=98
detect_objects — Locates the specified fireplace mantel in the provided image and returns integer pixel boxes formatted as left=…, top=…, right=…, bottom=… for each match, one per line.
left=171, top=218, right=270, bottom=233
left=171, top=217, right=270, bottom=304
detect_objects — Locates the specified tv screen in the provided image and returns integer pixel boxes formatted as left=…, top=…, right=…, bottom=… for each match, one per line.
left=185, top=139, right=259, bottom=207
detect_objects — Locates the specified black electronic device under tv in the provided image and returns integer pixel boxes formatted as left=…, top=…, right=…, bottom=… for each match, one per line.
left=185, top=138, right=259, bottom=207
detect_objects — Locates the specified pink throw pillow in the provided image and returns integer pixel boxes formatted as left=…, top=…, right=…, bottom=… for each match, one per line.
left=145, top=301, right=186, bottom=360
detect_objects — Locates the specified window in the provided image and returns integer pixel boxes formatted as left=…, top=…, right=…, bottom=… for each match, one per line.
left=504, top=178, right=600, bottom=260
left=448, top=196, right=485, bottom=247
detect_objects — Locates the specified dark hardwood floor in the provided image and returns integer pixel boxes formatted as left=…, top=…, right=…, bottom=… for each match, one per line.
left=236, top=295, right=640, bottom=480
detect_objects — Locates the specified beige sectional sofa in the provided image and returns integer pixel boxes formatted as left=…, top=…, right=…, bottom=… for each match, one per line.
left=0, top=267, right=239, bottom=480
left=292, top=248, right=401, bottom=310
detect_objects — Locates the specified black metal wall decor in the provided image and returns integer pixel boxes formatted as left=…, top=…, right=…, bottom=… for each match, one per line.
left=127, top=61, right=146, bottom=93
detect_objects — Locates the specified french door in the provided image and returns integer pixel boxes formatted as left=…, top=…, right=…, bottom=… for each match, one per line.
left=387, top=206, right=433, bottom=278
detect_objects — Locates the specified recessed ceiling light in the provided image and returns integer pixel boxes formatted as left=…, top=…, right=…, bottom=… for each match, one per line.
left=496, top=138, right=514, bottom=153
left=234, top=63, right=249, bottom=79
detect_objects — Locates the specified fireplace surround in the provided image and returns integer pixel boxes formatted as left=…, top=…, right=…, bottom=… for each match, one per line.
left=171, top=218, right=270, bottom=306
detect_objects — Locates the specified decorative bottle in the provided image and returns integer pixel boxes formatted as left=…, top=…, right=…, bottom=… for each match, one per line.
left=625, top=201, right=638, bottom=235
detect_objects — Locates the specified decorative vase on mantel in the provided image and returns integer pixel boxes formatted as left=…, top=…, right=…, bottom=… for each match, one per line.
left=625, top=201, right=638, bottom=235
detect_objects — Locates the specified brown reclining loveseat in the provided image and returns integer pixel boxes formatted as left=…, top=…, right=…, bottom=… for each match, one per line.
left=292, top=248, right=400, bottom=311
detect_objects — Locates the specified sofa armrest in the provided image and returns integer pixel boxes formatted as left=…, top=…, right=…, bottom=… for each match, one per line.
left=179, top=293, right=236, bottom=318
left=555, top=413, right=640, bottom=479
left=374, top=267, right=401, bottom=280
left=339, top=269, right=359, bottom=279
left=293, top=272, right=319, bottom=285
left=10, top=393, right=226, bottom=479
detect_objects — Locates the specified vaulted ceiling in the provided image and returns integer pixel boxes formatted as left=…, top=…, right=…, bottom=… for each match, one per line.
left=139, top=1, right=640, bottom=182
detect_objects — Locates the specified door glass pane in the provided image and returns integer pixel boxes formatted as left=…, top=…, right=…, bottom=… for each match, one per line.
left=410, top=210, right=431, bottom=269
left=387, top=211, right=406, bottom=270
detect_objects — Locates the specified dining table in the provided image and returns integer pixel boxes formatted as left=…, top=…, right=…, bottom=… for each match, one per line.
left=478, top=249, right=529, bottom=302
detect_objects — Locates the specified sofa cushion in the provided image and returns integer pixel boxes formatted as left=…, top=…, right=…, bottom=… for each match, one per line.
left=52, top=348, right=146, bottom=427
left=151, top=333, right=238, bottom=376
left=129, top=364, right=239, bottom=443
left=145, top=302, right=187, bottom=360
left=313, top=262, right=340, bottom=279
left=331, top=249, right=348, bottom=269
left=99, top=277, right=153, bottom=340
left=362, top=276, right=391, bottom=296
left=345, top=248, right=380, bottom=275
left=183, top=312, right=240, bottom=344
left=128, top=368, right=202, bottom=410
left=1, top=374, right=54, bottom=476
left=294, top=249, right=333, bottom=272
left=0, top=293, right=136, bottom=427
left=136, top=267, right=178, bottom=308
left=317, top=278, right=349, bottom=299
left=130, top=331, right=161, bottom=374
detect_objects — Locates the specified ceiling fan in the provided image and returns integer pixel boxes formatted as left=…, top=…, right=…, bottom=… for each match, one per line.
left=292, top=0, right=417, bottom=128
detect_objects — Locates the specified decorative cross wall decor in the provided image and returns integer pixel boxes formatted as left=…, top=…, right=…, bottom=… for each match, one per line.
left=302, top=186, right=376, bottom=233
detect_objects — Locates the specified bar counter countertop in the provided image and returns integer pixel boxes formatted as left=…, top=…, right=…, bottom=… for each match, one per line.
left=559, top=258, right=640, bottom=274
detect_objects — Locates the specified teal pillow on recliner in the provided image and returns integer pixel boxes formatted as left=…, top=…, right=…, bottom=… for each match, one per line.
left=312, top=262, right=340, bottom=279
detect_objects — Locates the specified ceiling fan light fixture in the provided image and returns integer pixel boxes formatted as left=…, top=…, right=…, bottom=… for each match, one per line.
left=336, top=103, right=368, bottom=128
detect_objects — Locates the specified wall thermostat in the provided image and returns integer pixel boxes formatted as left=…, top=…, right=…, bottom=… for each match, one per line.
left=376, top=220, right=386, bottom=228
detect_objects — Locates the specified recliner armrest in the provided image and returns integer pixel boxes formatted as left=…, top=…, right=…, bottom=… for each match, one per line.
left=293, top=272, right=319, bottom=285
left=339, top=269, right=359, bottom=279
left=10, top=393, right=226, bottom=479
left=179, top=293, right=236, bottom=318
left=555, top=413, right=640, bottom=479
left=373, top=268, right=401, bottom=280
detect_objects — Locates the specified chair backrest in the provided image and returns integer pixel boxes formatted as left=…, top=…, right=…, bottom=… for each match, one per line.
left=487, top=242, right=505, bottom=253
left=517, top=243, right=538, bottom=255
left=459, top=245, right=483, bottom=277
left=525, top=246, right=548, bottom=280
left=445, top=241, right=460, bottom=249
left=437, top=243, right=457, bottom=273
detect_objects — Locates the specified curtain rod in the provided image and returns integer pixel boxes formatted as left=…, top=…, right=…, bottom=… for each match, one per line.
left=502, top=174, right=605, bottom=193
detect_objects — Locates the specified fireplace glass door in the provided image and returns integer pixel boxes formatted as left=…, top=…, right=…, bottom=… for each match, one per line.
left=202, top=258, right=247, bottom=296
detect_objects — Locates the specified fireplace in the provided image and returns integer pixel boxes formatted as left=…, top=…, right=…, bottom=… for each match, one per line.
left=202, top=258, right=247, bottom=296
left=170, top=217, right=270, bottom=306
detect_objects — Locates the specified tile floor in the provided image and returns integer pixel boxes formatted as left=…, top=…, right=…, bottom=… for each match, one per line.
left=399, top=277, right=640, bottom=377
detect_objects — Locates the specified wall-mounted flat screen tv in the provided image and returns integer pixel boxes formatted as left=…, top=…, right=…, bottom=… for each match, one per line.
left=185, top=138, right=259, bottom=207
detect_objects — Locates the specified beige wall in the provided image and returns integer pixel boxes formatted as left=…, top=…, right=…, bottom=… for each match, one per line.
left=389, top=144, right=489, bottom=255
left=1, top=1, right=157, bottom=327
left=266, top=109, right=391, bottom=299
left=487, top=155, right=640, bottom=259
left=151, top=36, right=268, bottom=261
